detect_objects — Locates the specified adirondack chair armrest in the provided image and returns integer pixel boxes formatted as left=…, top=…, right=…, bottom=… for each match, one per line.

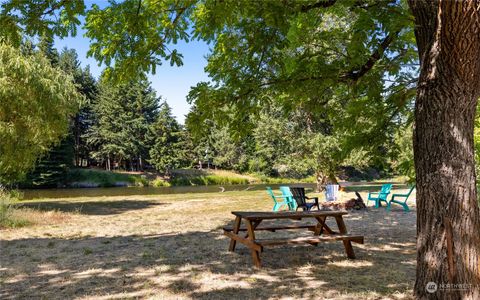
left=305, top=196, right=318, bottom=201
left=391, top=194, right=408, bottom=201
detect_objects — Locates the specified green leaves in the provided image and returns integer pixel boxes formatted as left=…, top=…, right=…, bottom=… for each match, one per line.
left=0, top=42, right=81, bottom=183
left=0, top=0, right=420, bottom=182
left=84, top=0, right=195, bottom=80
left=165, top=49, right=184, bottom=67
left=0, top=0, right=85, bottom=46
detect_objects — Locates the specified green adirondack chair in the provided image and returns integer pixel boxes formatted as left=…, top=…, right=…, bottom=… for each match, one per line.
left=367, top=184, right=393, bottom=208
left=266, top=187, right=290, bottom=211
left=279, top=186, right=297, bottom=210
left=387, top=185, right=415, bottom=212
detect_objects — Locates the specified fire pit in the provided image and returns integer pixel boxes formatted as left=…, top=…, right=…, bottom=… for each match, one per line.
left=320, top=192, right=367, bottom=211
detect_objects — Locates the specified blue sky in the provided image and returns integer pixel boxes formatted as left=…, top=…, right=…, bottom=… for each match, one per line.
left=54, top=23, right=211, bottom=124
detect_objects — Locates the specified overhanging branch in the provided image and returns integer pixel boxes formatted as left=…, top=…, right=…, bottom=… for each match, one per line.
left=300, top=0, right=337, bottom=12
left=341, top=30, right=401, bottom=81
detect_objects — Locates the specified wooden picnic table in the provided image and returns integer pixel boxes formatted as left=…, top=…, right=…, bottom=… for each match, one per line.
left=223, top=210, right=364, bottom=267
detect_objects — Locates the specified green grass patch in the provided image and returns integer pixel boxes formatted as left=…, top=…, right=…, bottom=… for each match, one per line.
left=0, top=189, right=31, bottom=229
left=0, top=214, right=31, bottom=229
left=169, top=169, right=252, bottom=186
left=62, top=168, right=316, bottom=188
left=170, top=174, right=249, bottom=186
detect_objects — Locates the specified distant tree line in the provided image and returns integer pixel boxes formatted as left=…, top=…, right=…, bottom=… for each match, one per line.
left=20, top=41, right=412, bottom=188
left=21, top=40, right=192, bottom=187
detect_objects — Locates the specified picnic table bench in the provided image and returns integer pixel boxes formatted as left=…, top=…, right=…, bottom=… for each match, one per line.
left=223, top=210, right=364, bottom=267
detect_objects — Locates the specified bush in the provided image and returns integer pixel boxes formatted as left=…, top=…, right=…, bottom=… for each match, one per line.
left=0, top=187, right=29, bottom=228
left=151, top=178, right=171, bottom=187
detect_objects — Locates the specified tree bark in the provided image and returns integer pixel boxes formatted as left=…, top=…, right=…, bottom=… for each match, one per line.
left=408, top=1, right=480, bottom=299
left=315, top=170, right=338, bottom=192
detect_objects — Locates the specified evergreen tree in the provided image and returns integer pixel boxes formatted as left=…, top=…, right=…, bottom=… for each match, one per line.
left=37, top=35, right=59, bottom=66
left=58, top=48, right=98, bottom=167
left=4, top=2, right=480, bottom=294
left=86, top=79, right=159, bottom=171
left=23, top=136, right=74, bottom=187
left=148, top=102, right=184, bottom=174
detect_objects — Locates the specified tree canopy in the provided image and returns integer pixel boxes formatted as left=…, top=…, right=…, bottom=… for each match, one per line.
left=0, top=42, right=81, bottom=184
left=2, top=1, right=480, bottom=297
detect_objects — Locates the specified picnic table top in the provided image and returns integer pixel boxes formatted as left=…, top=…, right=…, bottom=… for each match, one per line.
left=231, top=210, right=348, bottom=220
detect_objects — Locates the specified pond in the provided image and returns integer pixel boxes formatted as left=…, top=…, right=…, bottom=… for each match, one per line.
left=20, top=182, right=404, bottom=200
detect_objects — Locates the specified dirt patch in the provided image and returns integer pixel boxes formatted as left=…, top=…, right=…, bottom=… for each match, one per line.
left=0, top=189, right=416, bottom=299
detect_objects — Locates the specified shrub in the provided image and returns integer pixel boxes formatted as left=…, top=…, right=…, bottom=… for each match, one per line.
left=0, top=187, right=29, bottom=228
left=151, top=178, right=171, bottom=187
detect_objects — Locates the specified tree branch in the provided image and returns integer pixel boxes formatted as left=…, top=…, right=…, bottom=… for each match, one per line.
left=341, top=30, right=400, bottom=81
left=300, top=0, right=392, bottom=13
left=40, top=0, right=69, bottom=17
left=300, top=0, right=337, bottom=12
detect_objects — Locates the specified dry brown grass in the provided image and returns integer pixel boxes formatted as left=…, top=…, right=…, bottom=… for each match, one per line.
left=0, top=188, right=417, bottom=299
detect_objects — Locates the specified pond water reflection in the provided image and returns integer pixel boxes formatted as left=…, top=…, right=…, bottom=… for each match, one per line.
left=21, top=182, right=403, bottom=200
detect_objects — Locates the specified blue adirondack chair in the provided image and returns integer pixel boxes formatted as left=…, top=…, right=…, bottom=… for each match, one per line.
left=387, top=185, right=415, bottom=212
left=266, top=187, right=290, bottom=211
left=279, top=186, right=297, bottom=210
left=367, top=184, right=393, bottom=208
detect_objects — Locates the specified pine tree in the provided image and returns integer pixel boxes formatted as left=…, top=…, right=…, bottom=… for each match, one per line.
left=148, top=102, right=184, bottom=174
left=23, top=137, right=74, bottom=187
left=37, top=35, right=58, bottom=66
left=58, top=48, right=98, bottom=167
left=87, top=79, right=159, bottom=171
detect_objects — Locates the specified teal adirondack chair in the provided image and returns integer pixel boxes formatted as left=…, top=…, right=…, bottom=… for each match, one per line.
left=387, top=185, right=415, bottom=212
left=367, top=184, right=393, bottom=208
left=279, top=186, right=297, bottom=210
left=266, top=187, right=290, bottom=211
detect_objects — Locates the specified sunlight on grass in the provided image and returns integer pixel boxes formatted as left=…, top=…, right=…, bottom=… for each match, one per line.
left=0, top=188, right=416, bottom=299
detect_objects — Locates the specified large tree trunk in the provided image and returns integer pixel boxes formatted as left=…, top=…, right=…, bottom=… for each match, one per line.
left=408, top=1, right=480, bottom=299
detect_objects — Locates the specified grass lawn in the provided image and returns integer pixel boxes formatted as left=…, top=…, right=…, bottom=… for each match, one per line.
left=0, top=188, right=416, bottom=299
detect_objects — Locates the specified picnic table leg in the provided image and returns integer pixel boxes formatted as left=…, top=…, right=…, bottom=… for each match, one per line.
left=229, top=216, right=242, bottom=252
left=246, top=219, right=262, bottom=268
left=314, top=216, right=336, bottom=235
left=243, top=220, right=262, bottom=239
left=308, top=216, right=327, bottom=246
left=335, top=216, right=356, bottom=259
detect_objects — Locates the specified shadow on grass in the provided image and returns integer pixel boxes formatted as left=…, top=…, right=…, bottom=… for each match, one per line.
left=0, top=209, right=416, bottom=299
left=17, top=200, right=169, bottom=215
